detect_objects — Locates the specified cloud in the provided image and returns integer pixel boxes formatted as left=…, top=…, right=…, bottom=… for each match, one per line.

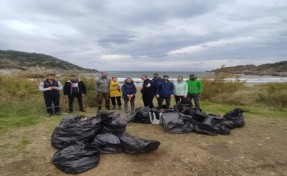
left=0, top=0, right=287, bottom=71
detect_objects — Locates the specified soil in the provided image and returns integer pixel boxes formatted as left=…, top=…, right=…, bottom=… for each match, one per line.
left=0, top=113, right=287, bottom=176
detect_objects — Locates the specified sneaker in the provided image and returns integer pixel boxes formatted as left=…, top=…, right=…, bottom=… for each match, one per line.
left=55, top=112, right=61, bottom=116
left=118, top=106, right=122, bottom=110
left=47, top=113, right=53, bottom=117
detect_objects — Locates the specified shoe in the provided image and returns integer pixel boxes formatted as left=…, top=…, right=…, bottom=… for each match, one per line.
left=80, top=110, right=86, bottom=112
left=47, top=113, right=53, bottom=117
left=125, top=110, right=129, bottom=113
left=55, top=112, right=61, bottom=116
left=118, top=106, right=122, bottom=110
left=97, top=107, right=102, bottom=111
left=68, top=111, right=73, bottom=113
left=112, top=105, right=116, bottom=110
left=106, top=108, right=111, bottom=110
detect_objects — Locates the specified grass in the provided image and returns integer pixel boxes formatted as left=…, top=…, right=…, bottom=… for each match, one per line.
left=15, top=137, right=32, bottom=151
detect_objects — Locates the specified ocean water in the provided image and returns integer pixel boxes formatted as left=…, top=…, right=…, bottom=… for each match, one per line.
left=94, top=71, right=287, bottom=85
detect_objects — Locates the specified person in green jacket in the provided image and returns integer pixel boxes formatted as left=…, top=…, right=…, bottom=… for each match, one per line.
left=96, top=72, right=111, bottom=111
left=186, top=73, right=202, bottom=109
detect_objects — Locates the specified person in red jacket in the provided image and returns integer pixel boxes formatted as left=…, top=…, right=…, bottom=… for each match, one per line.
left=63, top=75, right=86, bottom=113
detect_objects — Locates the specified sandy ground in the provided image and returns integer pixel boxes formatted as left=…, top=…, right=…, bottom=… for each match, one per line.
left=0, top=113, right=287, bottom=176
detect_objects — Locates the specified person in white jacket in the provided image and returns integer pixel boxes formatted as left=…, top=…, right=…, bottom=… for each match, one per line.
left=173, top=76, right=188, bottom=103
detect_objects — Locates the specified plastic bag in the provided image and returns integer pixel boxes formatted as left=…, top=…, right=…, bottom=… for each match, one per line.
left=52, top=142, right=100, bottom=174
left=51, top=115, right=102, bottom=149
left=129, top=107, right=151, bottom=123
left=92, top=133, right=124, bottom=154
left=119, top=133, right=160, bottom=154
left=100, top=111, right=127, bottom=135
left=161, top=112, right=195, bottom=133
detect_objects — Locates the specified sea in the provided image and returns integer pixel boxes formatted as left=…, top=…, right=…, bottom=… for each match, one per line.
left=94, top=71, right=287, bottom=86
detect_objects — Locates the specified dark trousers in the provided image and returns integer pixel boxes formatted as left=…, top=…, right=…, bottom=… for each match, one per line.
left=158, top=97, right=171, bottom=108
left=97, top=92, right=110, bottom=109
left=142, top=93, right=154, bottom=108
left=124, top=97, right=135, bottom=111
left=188, top=93, right=200, bottom=109
left=175, top=96, right=186, bottom=103
left=110, top=96, right=122, bottom=106
left=44, top=94, right=60, bottom=114
left=68, top=93, right=84, bottom=112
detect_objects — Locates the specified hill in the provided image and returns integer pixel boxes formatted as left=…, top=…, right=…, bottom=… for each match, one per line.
left=0, top=50, right=97, bottom=72
left=212, top=61, right=287, bottom=76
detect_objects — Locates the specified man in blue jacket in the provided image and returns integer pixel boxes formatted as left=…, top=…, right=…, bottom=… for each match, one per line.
left=156, top=75, right=174, bottom=109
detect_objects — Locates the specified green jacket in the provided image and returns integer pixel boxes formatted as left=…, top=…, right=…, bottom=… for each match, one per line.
left=96, top=77, right=110, bottom=93
left=186, top=77, right=202, bottom=94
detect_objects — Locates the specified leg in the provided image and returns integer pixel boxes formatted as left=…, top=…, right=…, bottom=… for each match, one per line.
left=104, top=93, right=110, bottom=109
left=193, top=94, right=200, bottom=109
left=110, top=97, right=116, bottom=109
left=68, top=94, right=75, bottom=112
left=124, top=98, right=129, bottom=112
left=130, top=97, right=135, bottom=112
left=97, top=93, right=104, bottom=109
left=52, top=94, right=60, bottom=114
left=158, top=97, right=163, bottom=108
left=76, top=94, right=84, bottom=111
left=142, top=95, right=148, bottom=107
left=148, top=94, right=154, bottom=108
left=44, top=94, right=53, bottom=115
left=116, top=96, right=122, bottom=107
left=188, top=93, right=194, bottom=107
left=175, top=96, right=180, bottom=103
left=166, top=97, right=171, bottom=108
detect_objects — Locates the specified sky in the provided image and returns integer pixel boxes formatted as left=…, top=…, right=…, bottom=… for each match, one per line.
left=0, top=0, right=287, bottom=71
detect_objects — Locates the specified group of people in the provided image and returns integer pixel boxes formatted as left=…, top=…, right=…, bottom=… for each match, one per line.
left=39, top=72, right=202, bottom=117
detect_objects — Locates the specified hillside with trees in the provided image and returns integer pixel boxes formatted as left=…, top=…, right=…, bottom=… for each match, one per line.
left=0, top=50, right=97, bottom=72
left=212, top=61, right=287, bottom=76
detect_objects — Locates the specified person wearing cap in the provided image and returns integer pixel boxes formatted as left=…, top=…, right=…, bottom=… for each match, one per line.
left=96, top=72, right=111, bottom=111
left=140, top=75, right=154, bottom=108
left=39, top=73, right=63, bottom=117
left=63, top=75, right=86, bottom=113
left=186, top=73, right=202, bottom=109
left=156, top=75, right=174, bottom=109
left=174, top=76, right=188, bottom=103
left=152, top=73, right=162, bottom=106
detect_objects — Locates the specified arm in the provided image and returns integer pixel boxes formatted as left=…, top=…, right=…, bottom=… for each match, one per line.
left=57, top=81, right=63, bottom=91
left=63, top=82, right=68, bottom=95
left=82, top=81, right=87, bottom=94
left=121, top=84, right=126, bottom=96
left=184, top=82, right=188, bottom=97
left=198, top=80, right=202, bottom=94
left=39, top=82, right=51, bottom=91
left=171, top=83, right=174, bottom=96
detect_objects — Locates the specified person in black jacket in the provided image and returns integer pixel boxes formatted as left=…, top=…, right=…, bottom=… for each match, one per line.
left=140, top=75, right=154, bottom=108
left=39, top=73, right=63, bottom=117
left=63, top=75, right=86, bottom=113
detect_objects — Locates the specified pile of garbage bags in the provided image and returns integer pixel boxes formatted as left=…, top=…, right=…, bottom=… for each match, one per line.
left=128, top=101, right=245, bottom=135
left=51, top=111, right=160, bottom=174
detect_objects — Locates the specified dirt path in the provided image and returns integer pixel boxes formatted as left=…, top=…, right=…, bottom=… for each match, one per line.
left=0, top=114, right=287, bottom=176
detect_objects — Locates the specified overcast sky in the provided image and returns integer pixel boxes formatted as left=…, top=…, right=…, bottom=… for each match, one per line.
left=0, top=0, right=286, bottom=71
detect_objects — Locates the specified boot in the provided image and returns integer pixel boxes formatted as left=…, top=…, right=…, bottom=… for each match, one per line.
left=118, top=106, right=122, bottom=110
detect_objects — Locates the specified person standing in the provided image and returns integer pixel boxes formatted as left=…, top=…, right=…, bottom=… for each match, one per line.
left=39, top=73, right=63, bottom=116
left=174, top=76, right=188, bottom=103
left=110, top=77, right=122, bottom=110
left=152, top=73, right=161, bottom=106
left=140, top=75, right=154, bottom=108
left=63, top=75, right=86, bottom=113
left=96, top=72, right=111, bottom=111
left=122, top=78, right=137, bottom=113
left=186, top=73, right=202, bottom=109
left=156, top=75, right=174, bottom=109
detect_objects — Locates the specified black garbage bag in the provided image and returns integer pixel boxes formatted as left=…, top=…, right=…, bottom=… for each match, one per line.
left=161, top=112, right=195, bottom=133
left=100, top=111, right=127, bottom=135
left=173, top=100, right=192, bottom=112
left=193, top=109, right=208, bottom=122
left=119, top=133, right=160, bottom=154
left=129, top=107, right=151, bottom=123
left=52, top=142, right=100, bottom=174
left=195, top=116, right=217, bottom=135
left=51, top=115, right=102, bottom=149
left=223, top=108, right=245, bottom=128
left=92, top=133, right=124, bottom=154
left=213, top=123, right=231, bottom=135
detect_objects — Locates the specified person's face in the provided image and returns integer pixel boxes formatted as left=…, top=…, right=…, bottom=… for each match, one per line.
left=190, top=75, right=195, bottom=79
left=101, top=73, right=107, bottom=78
left=163, top=77, right=169, bottom=81
left=153, top=74, right=158, bottom=78
left=177, top=77, right=183, bottom=82
left=141, top=76, right=146, bottom=81
left=127, top=79, right=132, bottom=83
left=112, top=77, right=117, bottom=81
left=47, top=75, right=55, bottom=80
left=70, top=76, right=77, bottom=80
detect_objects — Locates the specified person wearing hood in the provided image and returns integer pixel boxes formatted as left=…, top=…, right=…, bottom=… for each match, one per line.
left=122, top=77, right=137, bottom=113
left=39, top=73, right=63, bottom=117
left=174, top=76, right=188, bottom=103
left=109, top=77, right=122, bottom=110
left=186, top=73, right=202, bottom=109
left=96, top=72, right=111, bottom=111
left=156, top=75, right=174, bottom=109
left=63, top=75, right=86, bottom=113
